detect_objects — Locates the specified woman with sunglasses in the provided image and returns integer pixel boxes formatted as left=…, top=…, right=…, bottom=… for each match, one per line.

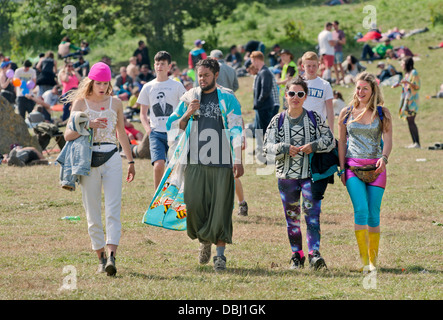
left=264, top=77, right=335, bottom=270
left=337, top=72, right=392, bottom=272
left=59, top=62, right=82, bottom=121
left=59, top=62, right=82, bottom=95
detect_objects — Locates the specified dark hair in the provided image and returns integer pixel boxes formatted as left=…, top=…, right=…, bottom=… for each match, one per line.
left=196, top=58, right=220, bottom=75
left=138, top=40, right=144, bottom=46
left=24, top=60, right=32, bottom=68
left=403, top=56, right=414, bottom=73
left=154, top=51, right=171, bottom=64
left=347, top=55, right=358, bottom=71
left=333, top=90, right=343, bottom=100
left=285, top=76, right=308, bottom=94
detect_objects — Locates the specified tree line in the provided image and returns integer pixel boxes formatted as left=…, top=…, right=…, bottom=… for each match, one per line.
left=2, top=0, right=297, bottom=59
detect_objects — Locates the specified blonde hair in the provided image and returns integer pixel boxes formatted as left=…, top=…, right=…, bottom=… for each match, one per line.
left=347, top=72, right=391, bottom=132
left=65, top=77, right=113, bottom=104
left=301, top=51, right=318, bottom=63
left=250, top=51, right=264, bottom=61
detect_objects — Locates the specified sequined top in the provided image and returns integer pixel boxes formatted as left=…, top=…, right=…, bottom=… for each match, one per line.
left=346, top=114, right=382, bottom=159
left=84, top=98, right=118, bottom=145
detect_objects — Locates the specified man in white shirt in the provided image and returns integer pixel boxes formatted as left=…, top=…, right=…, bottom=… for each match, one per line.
left=15, top=60, right=37, bottom=119
left=317, top=22, right=337, bottom=82
left=301, top=51, right=334, bottom=135
left=137, top=51, right=186, bottom=190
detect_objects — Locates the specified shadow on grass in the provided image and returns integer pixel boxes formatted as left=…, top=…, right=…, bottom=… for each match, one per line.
left=378, top=265, right=443, bottom=275
left=235, top=215, right=285, bottom=227
left=128, top=272, right=187, bottom=281
left=124, top=265, right=442, bottom=282
left=195, top=264, right=364, bottom=279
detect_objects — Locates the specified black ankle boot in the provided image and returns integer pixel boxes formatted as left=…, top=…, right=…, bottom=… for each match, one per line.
left=308, top=250, right=327, bottom=270
left=290, top=252, right=305, bottom=269
left=97, top=252, right=107, bottom=274
left=105, top=251, right=117, bottom=276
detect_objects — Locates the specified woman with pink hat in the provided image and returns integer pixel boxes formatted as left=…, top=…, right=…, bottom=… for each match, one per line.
left=64, top=62, right=135, bottom=276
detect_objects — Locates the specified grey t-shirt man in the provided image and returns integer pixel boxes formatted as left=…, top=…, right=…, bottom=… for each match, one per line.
left=189, top=90, right=232, bottom=168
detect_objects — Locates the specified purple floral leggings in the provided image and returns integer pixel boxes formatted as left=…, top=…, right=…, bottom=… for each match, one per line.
left=278, top=178, right=322, bottom=255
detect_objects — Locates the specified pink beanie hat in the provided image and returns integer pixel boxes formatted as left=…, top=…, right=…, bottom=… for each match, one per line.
left=88, top=62, right=112, bottom=82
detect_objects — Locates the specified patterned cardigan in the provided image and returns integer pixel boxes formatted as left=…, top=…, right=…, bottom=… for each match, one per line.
left=263, top=109, right=335, bottom=179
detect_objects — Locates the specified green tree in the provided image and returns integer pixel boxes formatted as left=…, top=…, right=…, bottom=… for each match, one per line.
left=114, top=0, right=238, bottom=56
left=0, top=0, right=18, bottom=51
left=10, top=0, right=239, bottom=61
left=16, top=0, right=115, bottom=49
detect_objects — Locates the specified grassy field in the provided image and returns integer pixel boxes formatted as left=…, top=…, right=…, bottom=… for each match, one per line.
left=0, top=0, right=442, bottom=301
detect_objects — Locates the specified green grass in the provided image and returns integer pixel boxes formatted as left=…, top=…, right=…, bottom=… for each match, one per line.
left=0, top=0, right=442, bottom=301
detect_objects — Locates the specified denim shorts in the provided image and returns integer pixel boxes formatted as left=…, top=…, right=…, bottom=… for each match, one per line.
left=334, top=51, right=344, bottom=64
left=149, top=130, right=168, bottom=165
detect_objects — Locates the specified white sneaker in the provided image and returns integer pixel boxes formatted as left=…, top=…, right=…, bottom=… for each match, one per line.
left=406, top=143, right=421, bottom=149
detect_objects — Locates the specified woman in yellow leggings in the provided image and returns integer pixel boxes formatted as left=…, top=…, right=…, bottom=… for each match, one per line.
left=338, top=72, right=393, bottom=272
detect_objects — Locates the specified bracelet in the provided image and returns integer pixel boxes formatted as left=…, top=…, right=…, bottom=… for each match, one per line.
left=337, top=169, right=345, bottom=177
left=128, top=161, right=135, bottom=164
left=381, top=155, right=388, bottom=164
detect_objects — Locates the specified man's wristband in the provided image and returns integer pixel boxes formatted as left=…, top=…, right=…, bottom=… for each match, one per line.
left=128, top=161, right=135, bottom=164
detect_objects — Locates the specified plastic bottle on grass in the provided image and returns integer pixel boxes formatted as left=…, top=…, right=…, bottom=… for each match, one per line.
left=61, top=216, right=81, bottom=221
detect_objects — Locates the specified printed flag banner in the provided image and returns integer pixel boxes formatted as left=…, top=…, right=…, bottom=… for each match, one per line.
left=143, top=86, right=243, bottom=231
left=142, top=130, right=188, bottom=231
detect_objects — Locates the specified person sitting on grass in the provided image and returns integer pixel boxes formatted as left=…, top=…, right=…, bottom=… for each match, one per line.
left=430, top=83, right=443, bottom=98
left=124, top=116, right=143, bottom=143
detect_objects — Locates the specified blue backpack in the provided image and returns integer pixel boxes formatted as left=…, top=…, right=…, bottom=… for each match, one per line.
left=278, top=109, right=317, bottom=130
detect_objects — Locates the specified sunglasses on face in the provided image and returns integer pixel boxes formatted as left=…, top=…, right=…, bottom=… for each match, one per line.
left=287, top=91, right=306, bottom=98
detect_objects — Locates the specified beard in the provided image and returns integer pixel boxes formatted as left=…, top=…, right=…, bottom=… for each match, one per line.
left=199, top=78, right=216, bottom=92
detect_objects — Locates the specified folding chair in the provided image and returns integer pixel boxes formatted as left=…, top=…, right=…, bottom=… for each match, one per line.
left=26, top=111, right=45, bottom=129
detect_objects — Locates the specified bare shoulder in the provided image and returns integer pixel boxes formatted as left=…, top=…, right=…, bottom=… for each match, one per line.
left=71, top=99, right=87, bottom=112
left=111, top=96, right=123, bottom=110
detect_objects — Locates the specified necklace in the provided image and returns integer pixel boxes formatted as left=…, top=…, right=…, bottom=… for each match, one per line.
left=352, top=106, right=366, bottom=118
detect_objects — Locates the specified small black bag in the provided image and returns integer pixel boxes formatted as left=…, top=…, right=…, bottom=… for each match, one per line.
left=91, top=147, right=118, bottom=167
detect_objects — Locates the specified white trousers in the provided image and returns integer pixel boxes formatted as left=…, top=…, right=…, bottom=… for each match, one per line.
left=79, top=151, right=122, bottom=251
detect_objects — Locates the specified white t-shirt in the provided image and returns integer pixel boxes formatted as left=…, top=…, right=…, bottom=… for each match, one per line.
left=42, top=90, right=59, bottom=106
left=137, top=78, right=186, bottom=132
left=303, top=77, right=333, bottom=120
left=318, top=30, right=335, bottom=56
left=14, top=67, right=37, bottom=97
left=333, top=98, right=346, bottom=116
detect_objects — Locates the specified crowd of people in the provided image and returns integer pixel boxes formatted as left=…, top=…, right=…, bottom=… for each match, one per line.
left=1, top=20, right=440, bottom=278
